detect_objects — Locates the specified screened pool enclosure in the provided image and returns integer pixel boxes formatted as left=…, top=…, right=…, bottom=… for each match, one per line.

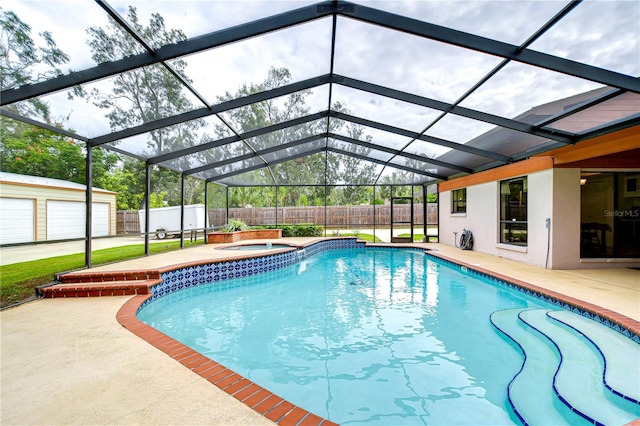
left=1, top=0, right=639, bottom=266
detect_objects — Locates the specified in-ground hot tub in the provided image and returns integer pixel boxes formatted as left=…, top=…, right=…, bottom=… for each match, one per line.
left=218, top=243, right=293, bottom=251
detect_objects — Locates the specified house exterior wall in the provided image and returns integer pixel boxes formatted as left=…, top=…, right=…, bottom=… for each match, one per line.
left=439, top=166, right=640, bottom=269
left=439, top=169, right=553, bottom=268
left=0, top=181, right=116, bottom=242
left=550, top=168, right=581, bottom=269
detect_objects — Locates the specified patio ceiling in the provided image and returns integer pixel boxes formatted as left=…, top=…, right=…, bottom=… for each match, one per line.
left=2, top=0, right=639, bottom=186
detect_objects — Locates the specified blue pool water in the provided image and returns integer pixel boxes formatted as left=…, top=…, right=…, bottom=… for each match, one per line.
left=138, top=247, right=638, bottom=425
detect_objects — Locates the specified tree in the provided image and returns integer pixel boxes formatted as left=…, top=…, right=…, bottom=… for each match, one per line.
left=0, top=8, right=70, bottom=120
left=0, top=9, right=120, bottom=188
left=76, top=6, right=208, bottom=206
left=79, top=7, right=203, bottom=155
left=0, top=119, right=119, bottom=186
left=0, top=122, right=85, bottom=181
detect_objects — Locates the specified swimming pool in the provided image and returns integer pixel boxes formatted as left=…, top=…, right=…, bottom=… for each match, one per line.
left=138, top=246, right=640, bottom=425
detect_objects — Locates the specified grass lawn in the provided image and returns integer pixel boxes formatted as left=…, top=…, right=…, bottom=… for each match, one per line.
left=398, top=233, right=425, bottom=242
left=333, top=233, right=382, bottom=242
left=0, top=240, right=201, bottom=309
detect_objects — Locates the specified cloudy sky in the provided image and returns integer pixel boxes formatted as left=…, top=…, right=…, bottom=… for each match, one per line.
left=3, top=0, right=639, bottom=166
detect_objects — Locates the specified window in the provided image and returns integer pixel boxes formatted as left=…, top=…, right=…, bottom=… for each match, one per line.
left=452, top=188, right=467, bottom=213
left=500, top=177, right=527, bottom=245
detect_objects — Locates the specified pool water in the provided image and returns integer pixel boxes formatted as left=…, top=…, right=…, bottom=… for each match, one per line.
left=138, top=248, right=637, bottom=425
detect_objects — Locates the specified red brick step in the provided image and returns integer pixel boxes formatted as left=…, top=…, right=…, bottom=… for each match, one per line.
left=41, top=279, right=161, bottom=298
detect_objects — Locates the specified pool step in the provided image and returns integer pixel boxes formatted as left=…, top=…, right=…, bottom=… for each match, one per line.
left=40, top=270, right=162, bottom=298
left=519, top=309, right=640, bottom=425
left=490, top=309, right=576, bottom=425
left=547, top=310, right=640, bottom=404
left=40, top=279, right=161, bottom=298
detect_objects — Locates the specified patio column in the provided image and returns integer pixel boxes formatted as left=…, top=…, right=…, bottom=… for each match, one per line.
left=225, top=187, right=229, bottom=225
left=180, top=173, right=185, bottom=249
left=144, top=161, right=150, bottom=256
left=373, top=185, right=376, bottom=242
left=204, top=181, right=209, bottom=244
left=436, top=183, right=440, bottom=243
left=324, top=186, right=327, bottom=236
left=84, top=145, right=92, bottom=269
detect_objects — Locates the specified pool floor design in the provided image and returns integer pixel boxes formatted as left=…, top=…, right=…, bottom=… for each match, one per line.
left=53, top=239, right=640, bottom=425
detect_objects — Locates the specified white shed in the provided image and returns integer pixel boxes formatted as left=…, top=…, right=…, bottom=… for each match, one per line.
left=0, top=172, right=117, bottom=245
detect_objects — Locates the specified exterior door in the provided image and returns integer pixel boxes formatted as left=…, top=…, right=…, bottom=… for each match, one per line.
left=391, top=197, right=413, bottom=243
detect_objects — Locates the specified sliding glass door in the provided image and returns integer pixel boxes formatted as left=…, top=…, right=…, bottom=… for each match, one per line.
left=580, top=171, right=640, bottom=258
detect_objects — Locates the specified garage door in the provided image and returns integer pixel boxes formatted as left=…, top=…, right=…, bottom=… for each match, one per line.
left=47, top=201, right=110, bottom=240
left=91, top=203, right=109, bottom=237
left=0, top=198, right=35, bottom=244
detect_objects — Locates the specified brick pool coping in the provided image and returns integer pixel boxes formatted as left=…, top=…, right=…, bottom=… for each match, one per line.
left=54, top=238, right=639, bottom=425
left=116, top=294, right=335, bottom=426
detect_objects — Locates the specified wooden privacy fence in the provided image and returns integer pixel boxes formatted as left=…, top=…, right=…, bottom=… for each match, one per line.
left=117, top=210, right=141, bottom=234
left=117, top=204, right=438, bottom=234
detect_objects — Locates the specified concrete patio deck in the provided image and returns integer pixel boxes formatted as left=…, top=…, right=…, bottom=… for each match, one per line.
left=1, top=239, right=639, bottom=425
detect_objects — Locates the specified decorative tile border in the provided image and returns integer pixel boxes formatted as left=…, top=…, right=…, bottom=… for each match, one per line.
left=425, top=251, right=640, bottom=344
left=137, top=238, right=366, bottom=315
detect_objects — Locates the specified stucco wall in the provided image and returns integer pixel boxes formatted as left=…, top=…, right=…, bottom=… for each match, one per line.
left=550, top=168, right=581, bottom=269
left=439, top=169, right=553, bottom=268
left=439, top=168, right=640, bottom=269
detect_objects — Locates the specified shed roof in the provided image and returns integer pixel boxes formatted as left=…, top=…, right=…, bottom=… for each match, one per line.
left=0, top=172, right=117, bottom=194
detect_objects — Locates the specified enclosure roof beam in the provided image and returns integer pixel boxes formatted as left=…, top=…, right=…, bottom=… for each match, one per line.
left=148, top=111, right=328, bottom=164
left=0, top=2, right=335, bottom=105
left=189, top=131, right=459, bottom=180
left=339, top=2, right=640, bottom=93
left=204, top=142, right=444, bottom=184
left=95, top=0, right=212, bottom=110
left=151, top=104, right=514, bottom=168
left=206, top=146, right=325, bottom=183
left=326, top=146, right=446, bottom=180
left=5, top=0, right=638, bottom=107
left=333, top=76, right=577, bottom=144
left=329, top=110, right=511, bottom=162
left=328, top=133, right=472, bottom=173
left=90, top=74, right=332, bottom=146
left=184, top=134, right=326, bottom=176
left=0, top=109, right=89, bottom=142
